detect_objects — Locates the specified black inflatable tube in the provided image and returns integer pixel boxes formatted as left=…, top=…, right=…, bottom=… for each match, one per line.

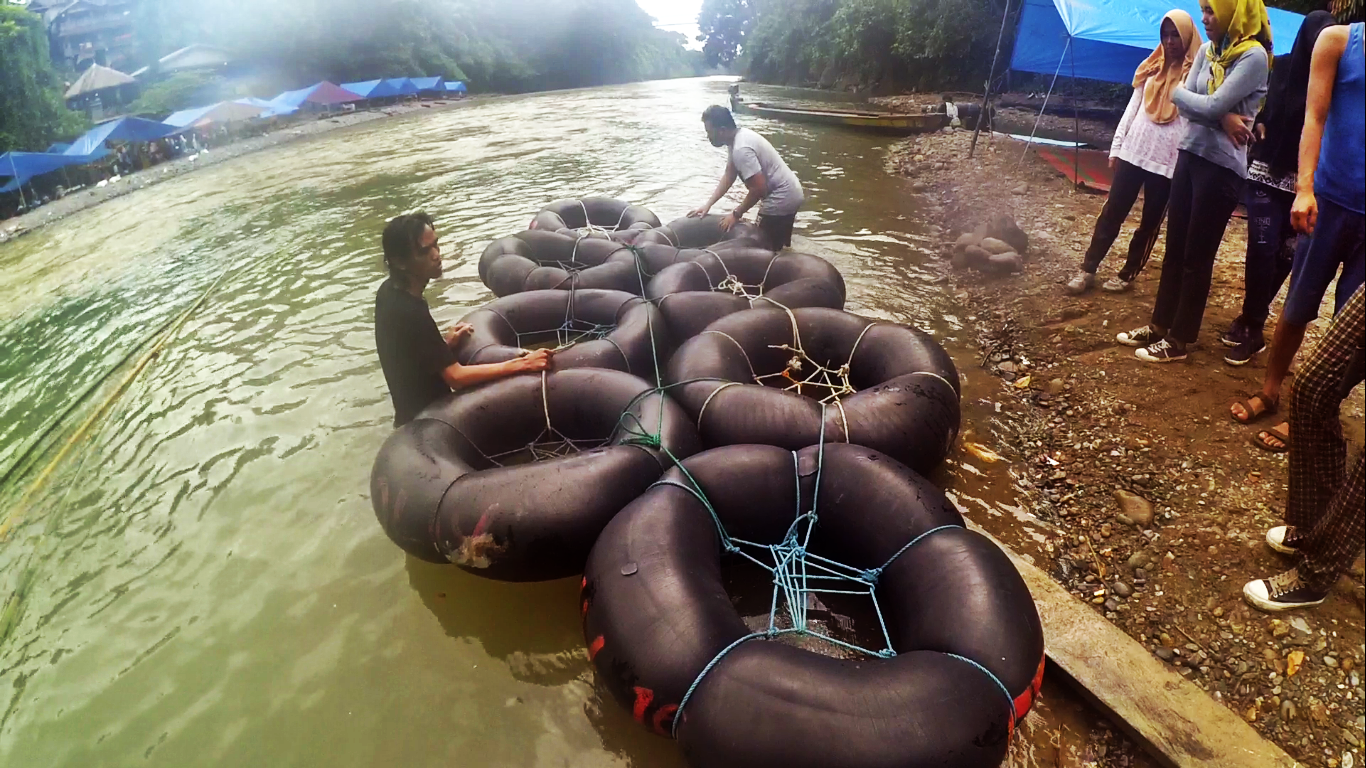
left=581, top=444, right=1045, bottom=768
left=451, top=289, right=670, bottom=382
left=369, top=368, right=701, bottom=579
left=479, top=231, right=753, bottom=297
left=646, top=250, right=846, bottom=341
left=664, top=307, right=961, bottom=473
left=633, top=215, right=771, bottom=251
left=529, top=197, right=661, bottom=233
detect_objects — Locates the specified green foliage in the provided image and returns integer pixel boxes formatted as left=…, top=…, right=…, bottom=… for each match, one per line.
left=697, top=0, right=752, bottom=67
left=736, top=0, right=1005, bottom=91
left=127, top=71, right=217, bottom=116
left=0, top=5, right=89, bottom=152
left=129, top=0, right=705, bottom=94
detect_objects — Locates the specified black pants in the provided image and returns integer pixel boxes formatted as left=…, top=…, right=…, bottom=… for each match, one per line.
left=1151, top=151, right=1245, bottom=344
left=758, top=213, right=796, bottom=250
left=1237, top=181, right=1296, bottom=333
left=1081, top=159, right=1172, bottom=281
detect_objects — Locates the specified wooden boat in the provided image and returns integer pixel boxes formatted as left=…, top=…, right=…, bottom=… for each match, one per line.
left=729, top=95, right=943, bottom=135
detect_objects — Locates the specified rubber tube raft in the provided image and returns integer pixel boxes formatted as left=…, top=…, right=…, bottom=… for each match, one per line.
left=529, top=197, right=661, bottom=235
left=369, top=368, right=701, bottom=580
left=633, top=215, right=770, bottom=250
left=664, top=307, right=960, bottom=473
left=581, top=443, right=1045, bottom=768
left=646, top=249, right=846, bottom=340
left=452, top=289, right=669, bottom=383
left=480, top=231, right=748, bottom=297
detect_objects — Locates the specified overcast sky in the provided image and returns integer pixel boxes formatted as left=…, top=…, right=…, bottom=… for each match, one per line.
left=637, top=0, right=704, bottom=50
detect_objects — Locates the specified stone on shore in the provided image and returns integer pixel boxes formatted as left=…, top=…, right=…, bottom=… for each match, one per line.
left=1114, top=489, right=1154, bottom=528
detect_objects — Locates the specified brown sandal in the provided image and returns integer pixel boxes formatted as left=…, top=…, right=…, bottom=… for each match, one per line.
left=1231, top=393, right=1278, bottom=425
left=1252, top=426, right=1290, bottom=454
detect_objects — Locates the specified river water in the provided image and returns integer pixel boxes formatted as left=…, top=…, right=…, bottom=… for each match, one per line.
left=0, top=77, right=1139, bottom=767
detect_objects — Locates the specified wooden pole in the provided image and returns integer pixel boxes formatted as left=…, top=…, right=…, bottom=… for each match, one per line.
left=970, top=0, right=1014, bottom=158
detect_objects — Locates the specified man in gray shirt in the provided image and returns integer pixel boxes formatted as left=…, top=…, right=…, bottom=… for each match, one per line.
left=689, top=105, right=805, bottom=249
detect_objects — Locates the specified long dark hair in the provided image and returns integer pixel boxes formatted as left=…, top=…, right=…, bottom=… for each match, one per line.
left=1253, top=11, right=1339, bottom=178
left=381, top=212, right=435, bottom=279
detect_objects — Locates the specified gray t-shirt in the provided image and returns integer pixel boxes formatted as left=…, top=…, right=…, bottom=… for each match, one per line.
left=1171, top=44, right=1270, bottom=178
left=730, top=128, right=804, bottom=216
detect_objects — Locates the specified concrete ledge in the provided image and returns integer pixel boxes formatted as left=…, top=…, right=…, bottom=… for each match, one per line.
left=967, top=520, right=1301, bottom=768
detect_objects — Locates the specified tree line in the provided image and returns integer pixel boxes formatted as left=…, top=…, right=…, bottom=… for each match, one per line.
left=699, top=0, right=1364, bottom=93
left=1, top=0, right=707, bottom=154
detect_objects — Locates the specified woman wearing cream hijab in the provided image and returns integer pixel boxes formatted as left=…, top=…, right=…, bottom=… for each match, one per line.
left=1067, top=10, right=1199, bottom=295
left=1117, top=0, right=1271, bottom=363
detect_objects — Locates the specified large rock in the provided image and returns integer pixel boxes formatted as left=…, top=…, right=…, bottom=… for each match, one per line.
left=985, top=251, right=1022, bottom=274
left=1114, top=489, right=1154, bottom=528
left=953, top=231, right=984, bottom=255
left=987, top=214, right=1029, bottom=255
left=980, top=237, right=1014, bottom=255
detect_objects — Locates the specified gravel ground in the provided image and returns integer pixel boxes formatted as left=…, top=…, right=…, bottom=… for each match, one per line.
left=887, top=127, right=1365, bottom=768
left=0, top=99, right=480, bottom=244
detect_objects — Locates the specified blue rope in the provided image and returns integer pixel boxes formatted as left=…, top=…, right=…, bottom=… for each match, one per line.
left=945, top=652, right=1018, bottom=731
left=611, top=250, right=1012, bottom=739
left=860, top=524, right=962, bottom=584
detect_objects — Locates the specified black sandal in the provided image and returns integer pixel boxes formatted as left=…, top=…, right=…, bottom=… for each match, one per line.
left=1231, top=393, right=1278, bottom=425
left=1252, top=426, right=1290, bottom=454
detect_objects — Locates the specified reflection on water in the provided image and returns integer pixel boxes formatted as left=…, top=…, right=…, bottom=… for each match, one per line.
left=0, top=77, right=1121, bottom=767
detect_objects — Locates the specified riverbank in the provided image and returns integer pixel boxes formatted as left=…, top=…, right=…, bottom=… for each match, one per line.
left=0, top=98, right=480, bottom=244
left=889, top=128, right=1365, bottom=768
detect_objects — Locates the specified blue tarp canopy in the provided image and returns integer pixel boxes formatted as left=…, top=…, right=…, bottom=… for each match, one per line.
left=2, top=149, right=108, bottom=193
left=384, top=78, right=420, bottom=96
left=64, top=117, right=178, bottom=156
left=234, top=97, right=276, bottom=109
left=164, top=104, right=216, bottom=128
left=410, top=76, right=445, bottom=92
left=340, top=79, right=384, bottom=98
left=1011, top=0, right=1305, bottom=84
left=445, top=81, right=468, bottom=93
left=262, top=81, right=363, bottom=117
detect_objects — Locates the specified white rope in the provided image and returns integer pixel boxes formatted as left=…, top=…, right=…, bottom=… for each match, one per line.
left=701, top=330, right=757, bottom=378
left=697, top=382, right=742, bottom=431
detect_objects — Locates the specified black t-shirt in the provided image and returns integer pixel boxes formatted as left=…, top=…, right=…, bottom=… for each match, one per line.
left=375, top=277, right=453, bottom=427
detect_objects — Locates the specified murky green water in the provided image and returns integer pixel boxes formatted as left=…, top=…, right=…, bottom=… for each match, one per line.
left=0, top=77, right=1133, bottom=768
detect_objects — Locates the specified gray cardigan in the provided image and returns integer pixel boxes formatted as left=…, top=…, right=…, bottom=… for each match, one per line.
left=1171, top=44, right=1270, bottom=178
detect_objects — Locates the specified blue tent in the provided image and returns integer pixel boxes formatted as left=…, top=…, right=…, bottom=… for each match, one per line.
left=410, top=76, right=445, bottom=93
left=445, top=81, right=468, bottom=93
left=64, top=117, right=178, bottom=156
left=384, top=78, right=420, bottom=96
left=262, top=81, right=363, bottom=117
left=341, top=79, right=384, bottom=98
left=235, top=97, right=276, bottom=109
left=1011, top=0, right=1305, bottom=84
left=164, top=104, right=216, bottom=128
left=2, top=149, right=107, bottom=193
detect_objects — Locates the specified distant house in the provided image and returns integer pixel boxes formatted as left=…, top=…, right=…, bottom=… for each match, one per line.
left=30, top=0, right=135, bottom=71
left=64, top=62, right=138, bottom=120
left=130, top=44, right=238, bottom=81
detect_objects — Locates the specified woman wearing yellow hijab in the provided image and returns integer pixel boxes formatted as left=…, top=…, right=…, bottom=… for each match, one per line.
left=1116, top=0, right=1271, bottom=364
left=1066, top=11, right=1199, bottom=295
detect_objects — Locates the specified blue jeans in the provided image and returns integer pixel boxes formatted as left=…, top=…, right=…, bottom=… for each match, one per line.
left=1283, top=195, right=1366, bottom=327
left=1237, top=182, right=1296, bottom=334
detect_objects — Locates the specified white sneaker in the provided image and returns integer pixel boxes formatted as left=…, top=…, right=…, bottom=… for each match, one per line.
left=1116, top=325, right=1162, bottom=347
left=1135, top=338, right=1188, bottom=363
left=1102, top=276, right=1133, bottom=293
left=1242, top=568, right=1328, bottom=612
left=1064, top=271, right=1095, bottom=295
left=1265, top=526, right=1298, bottom=555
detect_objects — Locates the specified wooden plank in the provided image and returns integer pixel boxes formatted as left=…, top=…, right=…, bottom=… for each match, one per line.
left=965, top=520, right=1302, bottom=768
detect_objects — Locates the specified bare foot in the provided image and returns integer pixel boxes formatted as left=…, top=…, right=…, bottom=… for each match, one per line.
left=1252, top=422, right=1291, bottom=453
left=1230, top=393, right=1277, bottom=424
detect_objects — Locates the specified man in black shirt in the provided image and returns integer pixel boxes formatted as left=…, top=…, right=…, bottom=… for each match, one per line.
left=375, top=212, right=552, bottom=426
